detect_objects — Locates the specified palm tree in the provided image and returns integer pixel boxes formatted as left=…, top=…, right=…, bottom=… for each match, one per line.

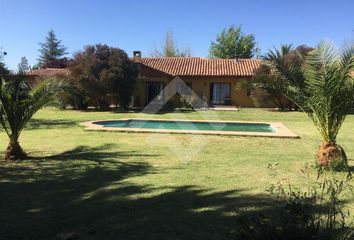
left=263, top=44, right=312, bottom=88
left=251, top=45, right=312, bottom=110
left=0, top=74, right=70, bottom=160
left=267, top=42, right=354, bottom=170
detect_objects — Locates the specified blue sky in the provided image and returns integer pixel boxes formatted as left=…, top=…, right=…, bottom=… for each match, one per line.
left=1, top=0, right=353, bottom=70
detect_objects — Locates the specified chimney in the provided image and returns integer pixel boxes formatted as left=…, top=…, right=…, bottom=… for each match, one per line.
left=133, top=51, right=142, bottom=62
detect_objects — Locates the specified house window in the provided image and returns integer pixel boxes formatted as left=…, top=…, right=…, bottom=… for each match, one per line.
left=146, top=81, right=163, bottom=104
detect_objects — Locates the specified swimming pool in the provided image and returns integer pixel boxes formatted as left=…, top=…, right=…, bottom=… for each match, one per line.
left=93, top=119, right=274, bottom=132
left=81, top=119, right=299, bottom=138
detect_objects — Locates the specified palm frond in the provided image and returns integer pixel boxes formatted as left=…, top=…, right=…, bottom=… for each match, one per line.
left=303, top=42, right=353, bottom=142
left=0, top=74, right=71, bottom=142
left=265, top=41, right=354, bottom=144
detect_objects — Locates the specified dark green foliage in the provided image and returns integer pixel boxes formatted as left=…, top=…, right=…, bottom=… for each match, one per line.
left=209, top=25, right=257, bottom=59
left=239, top=164, right=354, bottom=240
left=38, top=29, right=68, bottom=67
left=42, top=57, right=71, bottom=69
left=69, top=44, right=138, bottom=109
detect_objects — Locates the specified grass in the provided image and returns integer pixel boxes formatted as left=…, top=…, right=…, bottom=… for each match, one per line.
left=0, top=108, right=353, bottom=239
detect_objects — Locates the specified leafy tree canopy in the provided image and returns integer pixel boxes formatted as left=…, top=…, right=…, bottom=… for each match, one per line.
left=69, top=44, right=138, bottom=109
left=209, top=25, right=257, bottom=59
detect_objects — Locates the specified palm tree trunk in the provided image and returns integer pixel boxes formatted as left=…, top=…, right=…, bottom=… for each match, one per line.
left=5, top=141, right=27, bottom=160
left=316, top=141, right=347, bottom=168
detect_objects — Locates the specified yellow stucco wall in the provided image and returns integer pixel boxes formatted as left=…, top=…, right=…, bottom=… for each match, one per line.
left=133, top=75, right=256, bottom=107
left=182, top=76, right=255, bottom=107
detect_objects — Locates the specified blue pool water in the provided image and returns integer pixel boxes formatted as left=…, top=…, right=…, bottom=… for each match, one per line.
left=93, top=119, right=275, bottom=133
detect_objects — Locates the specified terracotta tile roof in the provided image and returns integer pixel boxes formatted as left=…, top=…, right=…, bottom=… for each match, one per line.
left=139, top=57, right=260, bottom=76
left=27, top=68, right=70, bottom=77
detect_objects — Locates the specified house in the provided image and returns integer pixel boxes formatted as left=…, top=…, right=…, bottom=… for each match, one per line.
left=24, top=54, right=263, bottom=108
left=26, top=68, right=70, bottom=86
left=131, top=51, right=260, bottom=108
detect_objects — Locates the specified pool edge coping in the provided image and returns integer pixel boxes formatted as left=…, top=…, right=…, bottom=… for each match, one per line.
left=80, top=118, right=299, bottom=138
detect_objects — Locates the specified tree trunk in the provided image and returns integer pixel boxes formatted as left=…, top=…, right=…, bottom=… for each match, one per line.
left=316, top=141, right=347, bottom=169
left=5, top=141, right=27, bottom=160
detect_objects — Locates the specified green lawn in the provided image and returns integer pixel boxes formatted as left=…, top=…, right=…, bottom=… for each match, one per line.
left=0, top=108, right=353, bottom=239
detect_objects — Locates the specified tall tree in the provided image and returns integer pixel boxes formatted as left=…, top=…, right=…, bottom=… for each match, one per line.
left=266, top=42, right=354, bottom=170
left=18, top=56, right=29, bottom=72
left=70, top=44, right=138, bottom=109
left=209, top=25, right=257, bottom=59
left=151, top=31, right=191, bottom=57
left=0, top=74, right=70, bottom=160
left=38, top=29, right=67, bottom=67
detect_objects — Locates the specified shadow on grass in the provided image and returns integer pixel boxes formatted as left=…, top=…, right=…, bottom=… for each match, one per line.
left=28, top=144, right=161, bottom=165
left=0, top=162, right=275, bottom=240
left=0, top=145, right=349, bottom=240
left=25, top=118, right=77, bottom=130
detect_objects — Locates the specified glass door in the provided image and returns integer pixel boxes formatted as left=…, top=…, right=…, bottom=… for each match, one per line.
left=211, top=83, right=231, bottom=105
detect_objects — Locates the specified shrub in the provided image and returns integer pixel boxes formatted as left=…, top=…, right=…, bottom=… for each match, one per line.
left=164, top=94, right=194, bottom=111
left=69, top=44, right=138, bottom=110
left=238, top=164, right=354, bottom=240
